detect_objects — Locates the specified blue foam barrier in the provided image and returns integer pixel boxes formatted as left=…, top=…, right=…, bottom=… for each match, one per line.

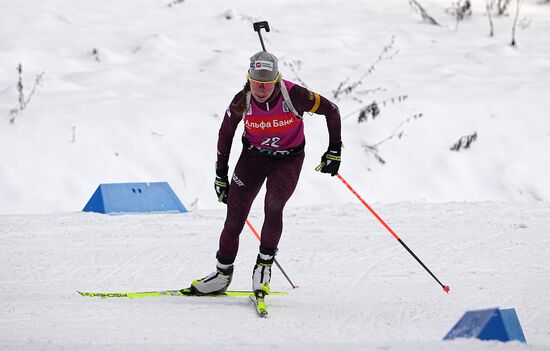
left=83, top=182, right=187, bottom=214
left=443, top=307, right=526, bottom=343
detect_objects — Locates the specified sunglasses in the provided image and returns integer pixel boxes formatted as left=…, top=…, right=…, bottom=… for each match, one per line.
left=248, top=72, right=280, bottom=89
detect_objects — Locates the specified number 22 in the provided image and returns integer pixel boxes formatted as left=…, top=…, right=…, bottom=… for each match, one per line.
left=261, top=137, right=281, bottom=148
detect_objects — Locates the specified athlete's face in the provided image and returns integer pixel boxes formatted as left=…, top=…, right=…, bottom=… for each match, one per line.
left=250, top=81, right=275, bottom=102
left=248, top=73, right=278, bottom=103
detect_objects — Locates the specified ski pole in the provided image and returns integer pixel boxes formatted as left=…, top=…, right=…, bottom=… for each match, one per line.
left=245, top=219, right=298, bottom=289
left=336, top=173, right=450, bottom=294
left=253, top=21, right=270, bottom=52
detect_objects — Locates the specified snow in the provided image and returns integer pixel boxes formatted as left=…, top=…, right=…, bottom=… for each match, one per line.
left=1, top=202, right=550, bottom=350
left=1, top=0, right=550, bottom=349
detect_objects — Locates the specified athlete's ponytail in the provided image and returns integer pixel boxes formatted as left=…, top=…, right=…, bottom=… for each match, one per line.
left=235, top=81, right=250, bottom=116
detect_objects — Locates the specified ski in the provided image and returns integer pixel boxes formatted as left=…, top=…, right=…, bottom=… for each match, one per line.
left=249, top=292, right=268, bottom=317
left=78, top=288, right=287, bottom=299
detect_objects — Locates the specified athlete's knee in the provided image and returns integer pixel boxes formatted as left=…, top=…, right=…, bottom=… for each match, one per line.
left=223, top=214, right=247, bottom=235
left=264, top=199, right=287, bottom=218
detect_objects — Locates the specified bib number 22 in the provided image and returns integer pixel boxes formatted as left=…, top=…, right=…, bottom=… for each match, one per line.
left=261, top=137, right=280, bottom=148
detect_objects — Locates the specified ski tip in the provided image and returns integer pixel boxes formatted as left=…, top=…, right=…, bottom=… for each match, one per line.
left=443, top=285, right=450, bottom=294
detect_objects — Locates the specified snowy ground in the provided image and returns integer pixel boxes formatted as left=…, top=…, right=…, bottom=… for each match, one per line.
left=1, top=202, right=549, bottom=350
left=1, top=0, right=550, bottom=349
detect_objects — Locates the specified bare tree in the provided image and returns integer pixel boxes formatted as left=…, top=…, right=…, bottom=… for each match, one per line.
left=446, top=0, right=472, bottom=31
left=499, top=0, right=512, bottom=15
left=511, top=0, right=523, bottom=46
left=486, top=0, right=495, bottom=36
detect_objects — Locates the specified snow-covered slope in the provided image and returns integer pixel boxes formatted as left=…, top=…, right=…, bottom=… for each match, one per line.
left=1, top=202, right=549, bottom=350
left=1, top=1, right=549, bottom=350
left=1, top=0, right=550, bottom=214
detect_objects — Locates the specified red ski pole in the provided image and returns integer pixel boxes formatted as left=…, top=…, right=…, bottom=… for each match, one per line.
left=245, top=219, right=298, bottom=289
left=336, top=173, right=450, bottom=294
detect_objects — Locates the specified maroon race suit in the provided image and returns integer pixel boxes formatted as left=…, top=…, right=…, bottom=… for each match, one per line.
left=216, top=80, right=341, bottom=264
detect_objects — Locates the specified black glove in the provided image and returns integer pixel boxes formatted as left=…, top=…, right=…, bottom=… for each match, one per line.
left=315, top=142, right=341, bottom=176
left=214, top=166, right=230, bottom=204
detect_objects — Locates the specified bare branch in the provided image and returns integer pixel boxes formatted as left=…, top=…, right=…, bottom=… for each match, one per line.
left=333, top=36, right=397, bottom=100
left=450, top=132, right=477, bottom=151
left=409, top=0, right=440, bottom=25
left=371, top=112, right=423, bottom=148
left=282, top=59, right=309, bottom=88
left=8, top=63, right=45, bottom=124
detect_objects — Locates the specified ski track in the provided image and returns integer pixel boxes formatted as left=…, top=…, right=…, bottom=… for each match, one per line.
left=1, top=202, right=549, bottom=350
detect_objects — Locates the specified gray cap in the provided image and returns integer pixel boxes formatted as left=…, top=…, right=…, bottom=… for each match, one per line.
left=249, top=51, right=279, bottom=82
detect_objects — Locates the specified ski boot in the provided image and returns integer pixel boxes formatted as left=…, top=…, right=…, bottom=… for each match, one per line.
left=252, top=251, right=275, bottom=296
left=190, top=261, right=233, bottom=295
